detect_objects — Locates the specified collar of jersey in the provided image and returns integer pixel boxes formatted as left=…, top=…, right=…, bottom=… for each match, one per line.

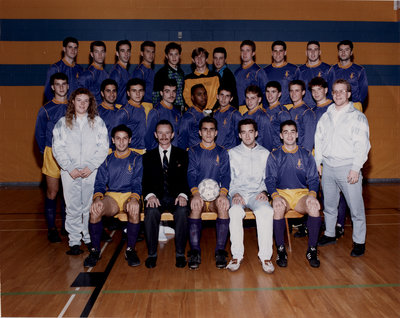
left=272, top=61, right=288, bottom=68
left=200, top=142, right=216, bottom=150
left=282, top=145, right=298, bottom=154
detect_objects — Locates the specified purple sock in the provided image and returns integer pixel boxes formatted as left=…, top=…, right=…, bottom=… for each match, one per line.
left=307, top=216, right=322, bottom=247
left=215, top=218, right=230, bottom=252
left=273, top=219, right=286, bottom=246
left=337, top=193, right=348, bottom=227
left=127, top=222, right=140, bottom=249
left=89, top=221, right=103, bottom=251
left=45, top=197, right=57, bottom=229
left=188, top=218, right=202, bottom=252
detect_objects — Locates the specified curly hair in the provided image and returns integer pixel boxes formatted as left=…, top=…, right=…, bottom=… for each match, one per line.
left=65, top=88, right=98, bottom=129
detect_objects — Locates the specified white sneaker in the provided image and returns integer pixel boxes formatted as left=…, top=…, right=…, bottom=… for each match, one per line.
left=261, top=259, right=275, bottom=274
left=158, top=225, right=167, bottom=242
left=163, top=225, right=175, bottom=236
left=226, top=258, right=242, bottom=272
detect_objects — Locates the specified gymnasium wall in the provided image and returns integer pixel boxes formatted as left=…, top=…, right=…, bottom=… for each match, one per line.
left=0, top=0, right=399, bottom=183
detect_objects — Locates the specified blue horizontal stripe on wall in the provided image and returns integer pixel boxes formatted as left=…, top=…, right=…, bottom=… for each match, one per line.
left=1, top=19, right=399, bottom=43
left=0, top=64, right=399, bottom=86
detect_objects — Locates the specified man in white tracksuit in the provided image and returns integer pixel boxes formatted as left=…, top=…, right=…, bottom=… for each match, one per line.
left=226, top=118, right=275, bottom=273
left=53, top=88, right=109, bottom=255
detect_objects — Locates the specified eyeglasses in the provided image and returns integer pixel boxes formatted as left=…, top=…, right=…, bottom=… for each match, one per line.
left=332, top=90, right=348, bottom=95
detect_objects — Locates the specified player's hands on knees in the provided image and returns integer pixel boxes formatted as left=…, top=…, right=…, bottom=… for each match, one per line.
left=347, top=170, right=359, bottom=184
left=80, top=167, right=93, bottom=178
left=272, top=196, right=286, bottom=212
left=126, top=198, right=140, bottom=214
left=175, top=195, right=188, bottom=207
left=90, top=198, right=104, bottom=217
left=256, top=192, right=268, bottom=202
left=232, top=193, right=245, bottom=205
left=146, top=195, right=160, bottom=208
left=217, top=193, right=230, bottom=211
left=306, top=195, right=320, bottom=212
left=69, top=168, right=81, bottom=179
left=191, top=193, right=203, bottom=211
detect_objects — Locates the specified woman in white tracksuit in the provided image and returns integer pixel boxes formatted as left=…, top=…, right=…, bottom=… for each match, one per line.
left=53, top=88, right=109, bottom=255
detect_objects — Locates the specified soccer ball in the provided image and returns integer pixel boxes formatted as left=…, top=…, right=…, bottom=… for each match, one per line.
left=198, top=178, right=220, bottom=201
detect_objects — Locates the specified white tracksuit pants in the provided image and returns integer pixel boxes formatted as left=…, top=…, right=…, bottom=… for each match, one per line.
left=61, top=170, right=97, bottom=247
left=229, top=194, right=274, bottom=261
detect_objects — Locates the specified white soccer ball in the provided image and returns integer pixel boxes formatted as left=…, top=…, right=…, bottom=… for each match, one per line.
left=198, top=178, right=220, bottom=201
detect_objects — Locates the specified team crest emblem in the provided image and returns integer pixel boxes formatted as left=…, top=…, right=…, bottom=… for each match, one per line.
left=350, top=73, right=354, bottom=79
left=216, top=155, right=220, bottom=165
left=295, top=115, right=298, bottom=121
left=175, top=116, right=178, bottom=123
left=285, top=71, right=289, bottom=78
left=128, top=164, right=132, bottom=173
left=296, top=159, right=303, bottom=170
left=317, top=72, right=322, bottom=77
left=246, top=73, right=250, bottom=80
left=223, top=119, right=227, bottom=126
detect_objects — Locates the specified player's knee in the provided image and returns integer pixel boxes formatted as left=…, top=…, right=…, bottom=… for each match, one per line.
left=229, top=205, right=245, bottom=218
left=273, top=208, right=285, bottom=219
left=127, top=209, right=140, bottom=223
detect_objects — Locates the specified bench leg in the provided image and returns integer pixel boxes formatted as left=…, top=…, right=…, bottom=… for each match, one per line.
left=285, top=218, right=292, bottom=252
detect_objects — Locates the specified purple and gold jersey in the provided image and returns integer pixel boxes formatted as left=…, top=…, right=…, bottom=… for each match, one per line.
left=213, top=105, right=242, bottom=150
left=243, top=105, right=274, bottom=151
left=109, top=61, right=131, bottom=106
left=78, top=64, right=109, bottom=105
left=177, top=106, right=206, bottom=150
left=132, top=63, right=155, bottom=104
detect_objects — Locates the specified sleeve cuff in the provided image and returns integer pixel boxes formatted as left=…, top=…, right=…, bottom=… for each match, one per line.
left=191, top=187, right=199, bottom=195
left=128, top=193, right=140, bottom=201
left=271, top=192, right=279, bottom=199
left=219, top=188, right=228, bottom=196
left=93, top=192, right=104, bottom=201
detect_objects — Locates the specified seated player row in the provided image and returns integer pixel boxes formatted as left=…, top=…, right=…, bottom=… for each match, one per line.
left=45, top=37, right=367, bottom=115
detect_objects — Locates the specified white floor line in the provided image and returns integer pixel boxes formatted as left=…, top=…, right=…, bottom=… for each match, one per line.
left=57, top=230, right=115, bottom=317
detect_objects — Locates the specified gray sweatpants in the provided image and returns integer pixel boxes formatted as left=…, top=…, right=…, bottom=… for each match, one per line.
left=321, top=164, right=366, bottom=244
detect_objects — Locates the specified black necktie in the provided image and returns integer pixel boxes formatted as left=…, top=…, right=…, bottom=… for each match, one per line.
left=162, top=150, right=169, bottom=195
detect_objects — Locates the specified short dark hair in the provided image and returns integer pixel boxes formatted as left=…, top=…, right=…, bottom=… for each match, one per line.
left=280, top=120, right=297, bottom=133
left=266, top=81, right=281, bottom=93
left=309, top=77, right=328, bottom=90
left=116, top=40, right=131, bottom=51
left=337, top=40, right=353, bottom=50
left=50, top=72, right=68, bottom=86
left=217, top=85, right=233, bottom=95
left=165, top=42, right=182, bottom=55
left=63, top=37, right=78, bottom=47
left=213, top=47, right=227, bottom=59
left=245, top=85, right=262, bottom=98
left=191, top=83, right=206, bottom=96
left=126, top=78, right=146, bottom=92
left=140, top=41, right=155, bottom=51
left=90, top=41, right=106, bottom=52
left=238, top=118, right=258, bottom=132
left=240, top=40, right=256, bottom=51
left=155, top=119, right=174, bottom=133
left=333, top=79, right=351, bottom=92
left=272, top=40, right=286, bottom=51
left=289, top=80, right=306, bottom=91
left=101, top=79, right=118, bottom=92
left=307, top=40, right=320, bottom=48
left=111, top=124, right=132, bottom=139
left=162, top=79, right=178, bottom=90
left=199, top=116, right=218, bottom=131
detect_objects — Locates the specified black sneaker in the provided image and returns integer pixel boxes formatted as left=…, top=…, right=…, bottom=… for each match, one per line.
left=85, top=242, right=93, bottom=251
left=66, top=245, right=84, bottom=255
left=188, top=250, right=201, bottom=270
left=125, top=247, right=140, bottom=266
left=306, top=246, right=320, bottom=268
left=294, top=225, right=308, bottom=238
left=276, top=245, right=288, bottom=267
left=351, top=243, right=365, bottom=257
left=215, top=249, right=228, bottom=269
left=84, top=249, right=100, bottom=267
left=335, top=225, right=345, bottom=239
left=48, top=228, right=61, bottom=243
left=318, top=235, right=337, bottom=246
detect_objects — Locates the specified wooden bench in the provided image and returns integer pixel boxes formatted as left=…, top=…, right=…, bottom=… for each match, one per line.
left=115, top=208, right=303, bottom=252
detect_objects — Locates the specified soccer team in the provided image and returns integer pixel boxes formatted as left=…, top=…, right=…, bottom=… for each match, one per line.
left=35, top=37, right=370, bottom=273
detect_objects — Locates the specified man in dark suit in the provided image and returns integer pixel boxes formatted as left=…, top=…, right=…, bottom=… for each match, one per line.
left=142, top=119, right=189, bottom=268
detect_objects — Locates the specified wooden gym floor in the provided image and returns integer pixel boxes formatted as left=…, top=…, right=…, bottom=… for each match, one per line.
left=0, top=183, right=399, bottom=317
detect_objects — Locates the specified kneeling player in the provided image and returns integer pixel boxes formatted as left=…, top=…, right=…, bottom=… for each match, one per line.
left=84, top=125, right=143, bottom=267
left=266, top=120, right=321, bottom=268
left=187, top=117, right=230, bottom=269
